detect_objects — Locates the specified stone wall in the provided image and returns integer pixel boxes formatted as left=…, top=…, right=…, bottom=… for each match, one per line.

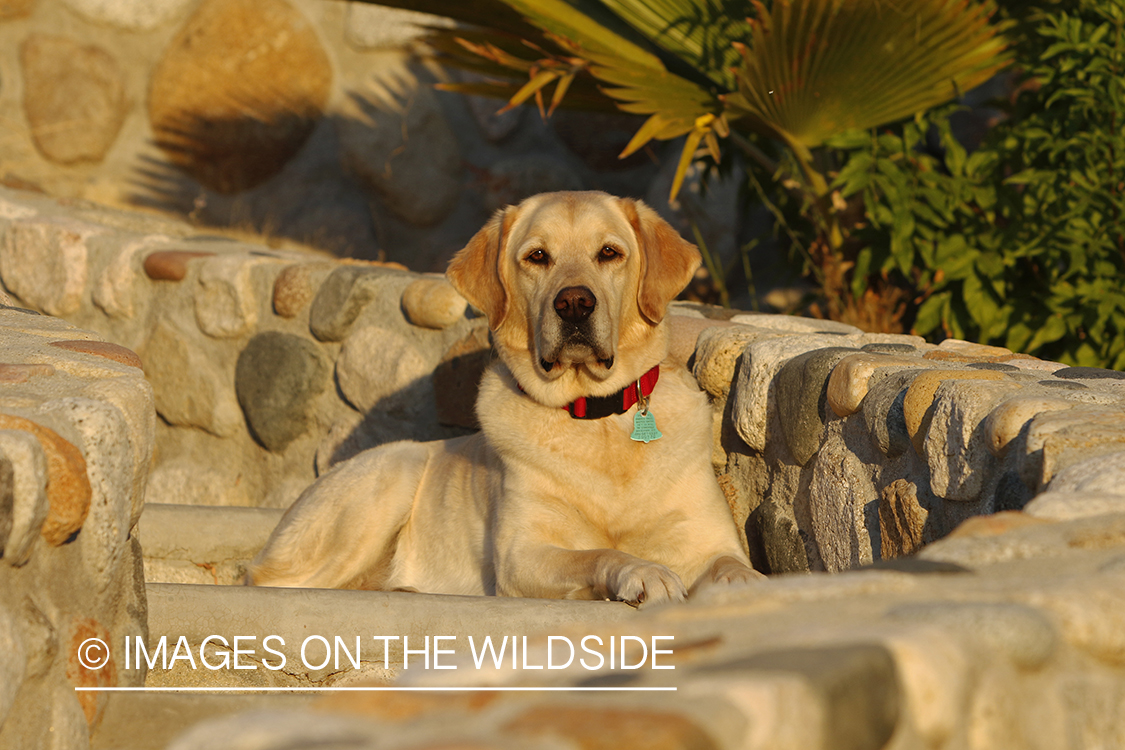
left=691, top=318, right=1125, bottom=574
left=2, top=186, right=1125, bottom=748
left=0, top=309, right=152, bottom=749
left=0, top=184, right=486, bottom=511
left=4, top=181, right=1125, bottom=563
left=0, top=0, right=743, bottom=286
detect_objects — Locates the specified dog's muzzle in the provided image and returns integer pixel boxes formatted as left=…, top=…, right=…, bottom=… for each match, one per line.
left=539, top=286, right=613, bottom=372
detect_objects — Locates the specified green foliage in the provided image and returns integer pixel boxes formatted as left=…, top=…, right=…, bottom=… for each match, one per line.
left=397, top=0, right=1010, bottom=201
left=353, top=0, right=1124, bottom=367
left=830, top=0, right=1125, bottom=368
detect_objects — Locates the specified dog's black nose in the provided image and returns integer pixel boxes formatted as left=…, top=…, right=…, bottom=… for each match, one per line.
left=554, top=286, right=596, bottom=323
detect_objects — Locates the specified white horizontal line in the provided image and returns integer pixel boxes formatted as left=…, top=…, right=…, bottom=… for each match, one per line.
left=75, top=686, right=676, bottom=692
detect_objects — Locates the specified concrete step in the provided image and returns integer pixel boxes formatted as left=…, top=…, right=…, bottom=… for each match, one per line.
left=138, top=504, right=284, bottom=585
left=143, top=582, right=635, bottom=688
left=89, top=580, right=635, bottom=748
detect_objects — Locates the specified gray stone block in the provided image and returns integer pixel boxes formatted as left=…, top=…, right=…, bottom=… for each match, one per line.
left=775, top=346, right=860, bottom=465
left=1055, top=367, right=1125, bottom=381
left=235, top=332, right=330, bottom=453
left=862, top=369, right=924, bottom=458
left=886, top=602, right=1057, bottom=670
left=308, top=266, right=409, bottom=342
left=709, top=644, right=900, bottom=750
left=749, top=499, right=810, bottom=574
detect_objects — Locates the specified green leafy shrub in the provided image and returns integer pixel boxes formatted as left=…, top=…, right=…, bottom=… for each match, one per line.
left=357, top=0, right=1124, bottom=367
left=830, top=0, right=1125, bottom=367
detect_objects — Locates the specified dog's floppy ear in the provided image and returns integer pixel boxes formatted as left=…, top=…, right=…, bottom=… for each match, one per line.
left=622, top=198, right=701, bottom=324
left=447, top=208, right=512, bottom=330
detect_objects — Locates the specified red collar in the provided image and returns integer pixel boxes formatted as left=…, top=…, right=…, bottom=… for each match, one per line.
left=564, top=365, right=660, bottom=420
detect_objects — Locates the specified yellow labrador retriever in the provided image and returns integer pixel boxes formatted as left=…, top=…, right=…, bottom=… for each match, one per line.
left=249, top=191, right=759, bottom=606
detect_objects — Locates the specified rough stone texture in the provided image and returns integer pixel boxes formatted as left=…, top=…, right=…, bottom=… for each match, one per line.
left=1044, top=451, right=1125, bottom=496
left=0, top=216, right=99, bottom=316
left=861, top=342, right=918, bottom=355
left=984, top=396, right=1074, bottom=457
left=83, top=377, right=156, bottom=527
left=41, top=396, right=138, bottom=586
left=0, top=429, right=48, bottom=565
left=4, top=188, right=1125, bottom=750
left=748, top=499, right=810, bottom=574
left=60, top=0, right=194, bottom=31
left=692, top=324, right=782, bottom=399
left=879, top=479, right=929, bottom=558
left=272, top=262, right=335, bottom=319
left=1024, top=407, right=1125, bottom=491
left=144, top=458, right=253, bottom=508
left=922, top=379, right=1024, bottom=502
left=1037, top=379, right=1088, bottom=391
left=192, top=254, right=262, bottom=339
left=730, top=312, right=861, bottom=335
left=902, top=369, right=1008, bottom=454
left=93, top=236, right=172, bottom=320
left=338, top=84, right=462, bottom=226
left=733, top=333, right=863, bottom=451
left=0, top=311, right=148, bottom=750
left=309, top=265, right=409, bottom=341
left=1007, top=357, right=1068, bottom=374
left=808, top=418, right=879, bottom=571
left=861, top=369, right=926, bottom=459
left=336, top=325, right=437, bottom=415
left=506, top=704, right=718, bottom=749
left=148, top=0, right=333, bottom=193
left=0, top=414, right=91, bottom=547
left=719, top=644, right=900, bottom=750
left=139, top=503, right=284, bottom=585
left=0, top=364, right=55, bottom=383
left=826, top=352, right=930, bottom=418
left=774, top=347, right=860, bottom=465
left=401, top=276, right=468, bottom=329
left=1024, top=491, right=1125, bottom=521
left=139, top=319, right=243, bottom=437
left=235, top=332, right=330, bottom=452
left=20, top=35, right=127, bottom=165
left=933, top=338, right=1014, bottom=359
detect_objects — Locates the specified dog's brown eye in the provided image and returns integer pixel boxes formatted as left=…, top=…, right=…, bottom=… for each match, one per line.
left=598, top=246, right=621, bottom=261
left=526, top=249, right=549, bottom=265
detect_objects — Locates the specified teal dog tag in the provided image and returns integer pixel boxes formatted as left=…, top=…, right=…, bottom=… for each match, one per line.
left=630, top=409, right=662, bottom=443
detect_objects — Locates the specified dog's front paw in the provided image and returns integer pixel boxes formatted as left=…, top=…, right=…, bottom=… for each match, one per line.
left=609, top=561, right=687, bottom=608
left=693, top=555, right=765, bottom=593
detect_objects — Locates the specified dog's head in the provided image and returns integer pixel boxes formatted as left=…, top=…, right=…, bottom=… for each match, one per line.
left=447, top=191, right=700, bottom=407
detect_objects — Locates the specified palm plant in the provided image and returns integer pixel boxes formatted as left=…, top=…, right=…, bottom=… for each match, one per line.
left=356, top=0, right=1010, bottom=325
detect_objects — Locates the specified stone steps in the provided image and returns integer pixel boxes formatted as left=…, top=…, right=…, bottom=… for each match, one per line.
left=138, top=504, right=283, bottom=585
left=94, top=534, right=636, bottom=749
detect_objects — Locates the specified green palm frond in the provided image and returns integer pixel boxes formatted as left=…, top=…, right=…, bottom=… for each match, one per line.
left=726, top=0, right=1011, bottom=159
left=352, top=0, right=1010, bottom=203
left=597, top=0, right=751, bottom=88
left=468, top=0, right=726, bottom=197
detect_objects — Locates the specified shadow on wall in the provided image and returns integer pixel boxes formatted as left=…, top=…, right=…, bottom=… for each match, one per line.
left=126, top=75, right=660, bottom=273
left=315, top=364, right=484, bottom=477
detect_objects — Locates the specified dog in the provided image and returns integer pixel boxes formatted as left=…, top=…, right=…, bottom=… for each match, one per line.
left=248, top=191, right=760, bottom=606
